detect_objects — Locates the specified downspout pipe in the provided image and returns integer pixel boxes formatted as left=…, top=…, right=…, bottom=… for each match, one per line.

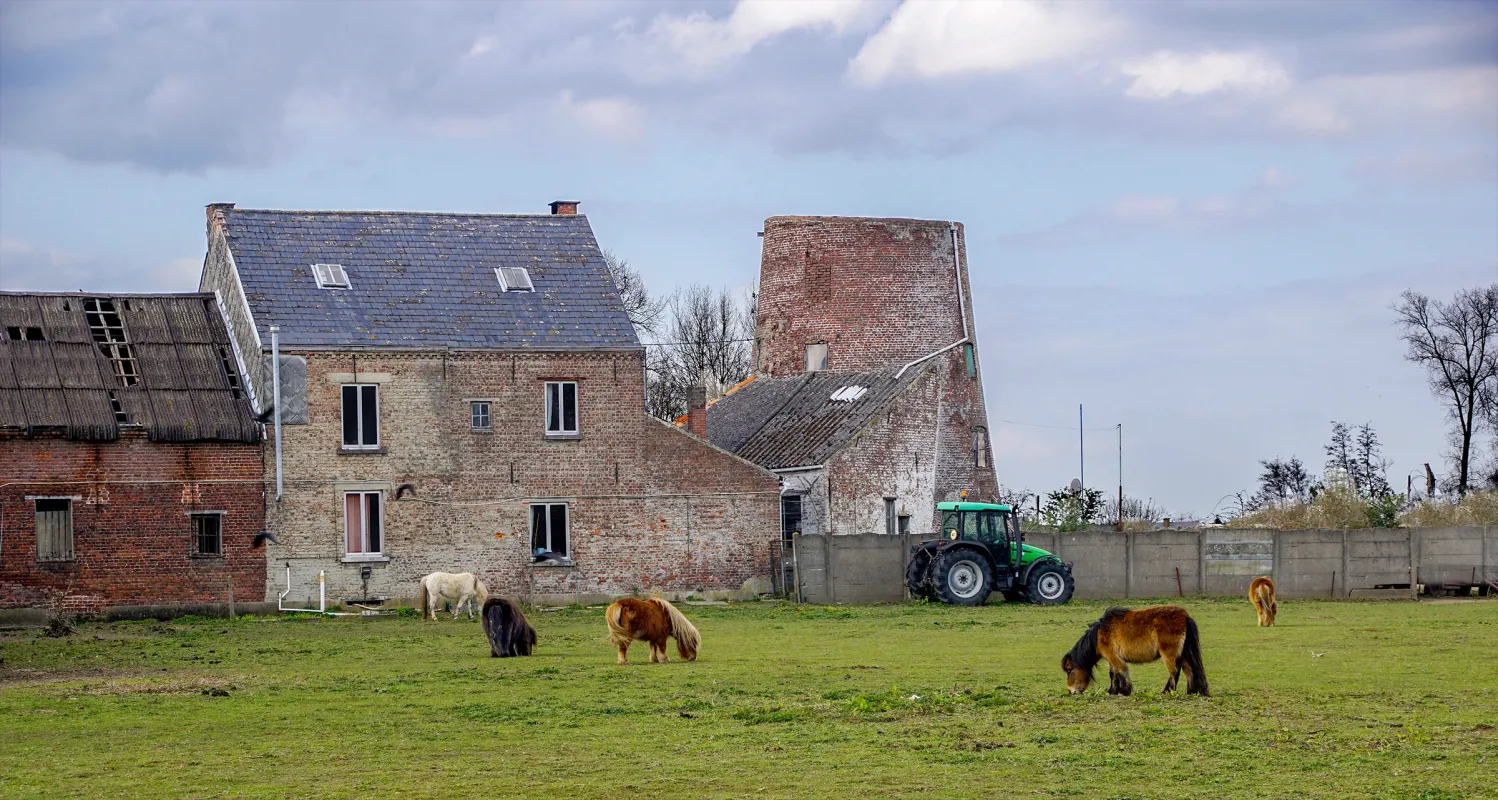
left=271, top=325, right=283, bottom=502
left=895, top=223, right=972, bottom=378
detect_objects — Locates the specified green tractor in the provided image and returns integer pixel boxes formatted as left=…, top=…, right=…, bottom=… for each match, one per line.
left=906, top=501, right=1075, bottom=606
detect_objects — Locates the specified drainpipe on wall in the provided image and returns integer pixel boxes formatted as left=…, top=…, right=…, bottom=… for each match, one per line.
left=271, top=326, right=283, bottom=501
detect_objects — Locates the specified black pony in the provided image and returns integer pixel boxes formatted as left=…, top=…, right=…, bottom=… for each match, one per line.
left=481, top=597, right=538, bottom=658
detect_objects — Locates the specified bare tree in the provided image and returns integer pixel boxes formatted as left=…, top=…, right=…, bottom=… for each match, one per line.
left=645, top=285, right=753, bottom=421
left=602, top=250, right=665, bottom=336
left=1394, top=286, right=1498, bottom=494
left=1256, top=456, right=1317, bottom=507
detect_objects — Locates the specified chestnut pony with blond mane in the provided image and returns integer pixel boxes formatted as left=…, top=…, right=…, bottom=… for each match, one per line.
left=1249, top=576, right=1278, bottom=627
left=605, top=597, right=700, bottom=665
left=1061, top=605, right=1209, bottom=696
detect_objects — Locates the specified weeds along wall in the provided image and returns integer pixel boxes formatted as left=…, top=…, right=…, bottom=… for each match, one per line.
left=791, top=527, right=1497, bottom=603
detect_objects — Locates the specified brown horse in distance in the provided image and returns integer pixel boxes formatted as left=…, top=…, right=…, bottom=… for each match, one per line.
left=605, top=597, right=700, bottom=665
left=1061, top=605, right=1209, bottom=696
left=1249, top=576, right=1278, bottom=627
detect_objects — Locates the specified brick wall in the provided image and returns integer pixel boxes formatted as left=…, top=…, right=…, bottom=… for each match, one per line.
left=263, top=348, right=780, bottom=605
left=0, top=431, right=265, bottom=612
left=753, top=215, right=998, bottom=507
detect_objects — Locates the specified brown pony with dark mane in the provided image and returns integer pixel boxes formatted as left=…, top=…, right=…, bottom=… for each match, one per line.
left=481, top=597, right=537, bottom=658
left=605, top=597, right=700, bottom=665
left=1249, top=576, right=1277, bottom=627
left=1061, top=605, right=1209, bottom=696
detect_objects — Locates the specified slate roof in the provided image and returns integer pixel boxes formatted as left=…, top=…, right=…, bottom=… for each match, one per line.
left=0, top=292, right=260, bottom=443
left=704, top=367, right=927, bottom=470
left=220, top=208, right=640, bottom=350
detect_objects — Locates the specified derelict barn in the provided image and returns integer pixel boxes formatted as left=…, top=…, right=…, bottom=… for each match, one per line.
left=0, top=292, right=265, bottom=615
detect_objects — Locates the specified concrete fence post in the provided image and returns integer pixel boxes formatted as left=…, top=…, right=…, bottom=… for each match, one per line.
left=1271, top=530, right=1282, bottom=591
left=1125, top=531, right=1135, bottom=599
left=1197, top=531, right=1206, bottom=595
left=1348, top=530, right=1360, bottom=599
left=1408, top=528, right=1419, bottom=601
left=1483, top=525, right=1491, bottom=589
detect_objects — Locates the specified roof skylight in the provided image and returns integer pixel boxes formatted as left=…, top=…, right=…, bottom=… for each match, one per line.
left=495, top=267, right=534, bottom=293
left=830, top=386, right=867, bottom=402
left=312, top=264, right=351, bottom=289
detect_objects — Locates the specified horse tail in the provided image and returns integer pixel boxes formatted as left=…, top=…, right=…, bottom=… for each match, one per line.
left=656, top=598, right=700, bottom=661
left=1181, top=615, right=1209, bottom=697
left=417, top=578, right=430, bottom=621
left=605, top=601, right=630, bottom=647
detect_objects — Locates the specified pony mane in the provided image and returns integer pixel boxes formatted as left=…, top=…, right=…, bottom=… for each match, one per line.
left=1064, top=607, right=1129, bottom=675
left=654, top=598, right=700, bottom=659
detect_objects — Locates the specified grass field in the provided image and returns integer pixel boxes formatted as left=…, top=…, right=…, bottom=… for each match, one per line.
left=2, top=597, right=1494, bottom=799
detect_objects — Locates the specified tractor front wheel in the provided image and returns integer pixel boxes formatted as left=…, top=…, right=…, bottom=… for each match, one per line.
left=1026, top=562, right=1075, bottom=605
left=932, top=549, right=993, bottom=606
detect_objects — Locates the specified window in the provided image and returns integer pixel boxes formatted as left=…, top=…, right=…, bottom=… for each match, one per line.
left=35, top=499, right=73, bottom=561
left=884, top=498, right=897, bottom=535
left=192, top=513, right=223, bottom=556
left=495, top=267, right=534, bottom=293
left=84, top=298, right=138, bottom=386
left=108, top=391, right=128, bottom=424
left=781, top=495, right=802, bottom=541
left=830, top=385, right=867, bottom=402
left=312, top=264, right=351, bottom=289
left=545, top=381, right=578, bottom=435
left=973, top=427, right=988, bottom=468
left=805, top=342, right=828, bottom=372
left=341, top=384, right=380, bottom=449
left=897, top=514, right=911, bottom=536
left=5, top=326, right=44, bottom=341
left=964, top=343, right=976, bottom=379
left=344, top=491, right=383, bottom=555
left=471, top=401, right=491, bottom=430
left=530, top=503, right=569, bottom=559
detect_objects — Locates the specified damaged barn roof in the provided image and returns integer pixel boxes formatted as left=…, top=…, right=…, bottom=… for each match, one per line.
left=218, top=208, right=641, bottom=350
left=703, top=366, right=928, bottom=470
left=0, top=292, right=260, bottom=443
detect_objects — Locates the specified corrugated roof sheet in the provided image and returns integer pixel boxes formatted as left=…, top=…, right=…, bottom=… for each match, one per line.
left=0, top=292, right=259, bottom=443
left=704, top=367, right=927, bottom=469
left=221, top=208, right=641, bottom=350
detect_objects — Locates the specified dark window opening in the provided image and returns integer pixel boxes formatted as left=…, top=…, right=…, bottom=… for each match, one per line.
left=35, top=498, right=73, bottom=561
left=471, top=401, right=491, bottom=430
left=884, top=498, right=897, bottom=535
left=84, top=298, right=139, bottom=386
left=344, top=491, right=382, bottom=554
left=530, top=502, right=569, bottom=560
left=341, top=384, right=380, bottom=448
left=545, top=382, right=578, bottom=435
left=781, top=495, right=802, bottom=541
left=898, top=514, right=911, bottom=536
left=193, top=514, right=222, bottom=556
left=218, top=347, right=243, bottom=399
left=6, top=326, right=46, bottom=341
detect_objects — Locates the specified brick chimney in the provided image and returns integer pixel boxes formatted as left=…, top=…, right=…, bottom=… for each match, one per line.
left=205, top=202, right=235, bottom=234
left=686, top=386, right=707, bottom=438
left=548, top=200, right=580, bottom=216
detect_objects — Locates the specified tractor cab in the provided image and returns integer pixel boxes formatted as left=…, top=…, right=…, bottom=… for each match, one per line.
left=907, top=501, right=1075, bottom=606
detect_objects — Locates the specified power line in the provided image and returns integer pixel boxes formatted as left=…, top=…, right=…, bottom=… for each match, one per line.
left=994, top=418, right=1116, bottom=432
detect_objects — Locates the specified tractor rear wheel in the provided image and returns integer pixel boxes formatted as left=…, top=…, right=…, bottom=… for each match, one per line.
left=905, top=549, right=935, bottom=600
left=932, top=549, right=993, bottom=606
left=1026, top=562, right=1074, bottom=605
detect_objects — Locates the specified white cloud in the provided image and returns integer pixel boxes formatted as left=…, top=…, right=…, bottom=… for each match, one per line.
left=650, top=0, right=886, bottom=71
left=848, top=0, right=1116, bottom=86
left=1350, top=148, right=1498, bottom=187
left=554, top=91, right=646, bottom=142
left=1120, top=51, right=1290, bottom=99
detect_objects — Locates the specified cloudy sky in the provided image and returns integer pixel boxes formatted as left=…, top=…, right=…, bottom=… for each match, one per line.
left=2, top=0, right=1496, bottom=515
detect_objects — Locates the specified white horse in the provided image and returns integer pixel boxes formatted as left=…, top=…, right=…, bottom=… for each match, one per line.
left=417, top=572, right=489, bottom=621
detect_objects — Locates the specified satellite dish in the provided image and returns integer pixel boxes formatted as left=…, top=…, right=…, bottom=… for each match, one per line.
left=1068, top=478, right=1082, bottom=494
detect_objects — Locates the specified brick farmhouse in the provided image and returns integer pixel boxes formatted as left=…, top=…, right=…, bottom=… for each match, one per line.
left=199, top=202, right=780, bottom=607
left=700, top=216, right=998, bottom=540
left=0, top=292, right=264, bottom=616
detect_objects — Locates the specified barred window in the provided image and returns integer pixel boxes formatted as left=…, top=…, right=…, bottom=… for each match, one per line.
left=192, top=513, right=223, bottom=556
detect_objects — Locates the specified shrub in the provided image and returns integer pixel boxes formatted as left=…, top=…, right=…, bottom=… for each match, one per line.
left=1399, top=491, right=1498, bottom=527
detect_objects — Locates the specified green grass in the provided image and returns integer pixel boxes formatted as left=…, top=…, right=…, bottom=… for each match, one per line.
left=1, top=598, right=1494, bottom=799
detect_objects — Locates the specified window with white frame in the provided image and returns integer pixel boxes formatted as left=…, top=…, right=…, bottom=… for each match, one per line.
left=545, top=381, right=578, bottom=436
left=471, top=401, right=491, bottom=430
left=530, top=502, right=569, bottom=559
left=192, top=513, right=223, bottom=556
left=312, top=263, right=351, bottom=289
left=35, top=498, right=73, bottom=561
left=344, top=491, right=383, bottom=555
left=341, top=384, right=380, bottom=449
left=494, top=267, right=534, bottom=292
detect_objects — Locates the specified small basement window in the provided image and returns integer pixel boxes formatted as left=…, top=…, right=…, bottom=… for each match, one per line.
left=192, top=513, right=223, bottom=556
left=471, top=401, right=491, bottom=430
left=312, top=264, right=351, bottom=289
left=495, top=267, right=534, bottom=292
left=530, top=502, right=569, bottom=560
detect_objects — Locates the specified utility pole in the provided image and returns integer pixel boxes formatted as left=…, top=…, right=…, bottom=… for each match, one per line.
left=1117, top=423, right=1124, bottom=532
left=1078, top=404, right=1085, bottom=494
